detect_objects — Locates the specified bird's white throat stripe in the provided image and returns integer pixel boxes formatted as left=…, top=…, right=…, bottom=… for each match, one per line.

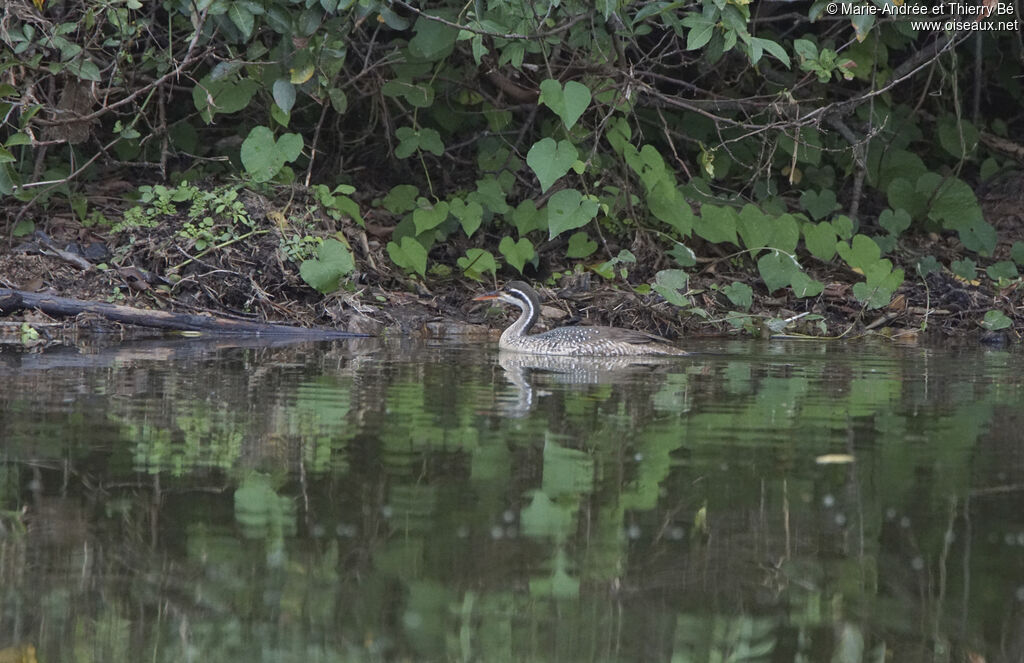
left=508, top=286, right=534, bottom=327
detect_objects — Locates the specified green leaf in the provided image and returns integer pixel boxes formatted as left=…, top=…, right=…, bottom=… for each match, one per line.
left=417, top=128, right=445, bottom=156
left=951, top=257, right=976, bottom=281
left=836, top=234, right=881, bottom=271
left=793, top=38, right=818, bottom=61
left=381, top=185, right=419, bottom=213
left=277, top=133, right=303, bottom=162
left=799, top=189, right=840, bottom=220
left=1011, top=241, right=1024, bottom=266
left=12, top=218, right=34, bottom=237
left=499, top=236, right=535, bottom=274
left=986, top=261, right=1018, bottom=281
left=771, top=214, right=801, bottom=254
left=228, top=3, right=255, bottom=38
left=982, top=310, right=1012, bottom=331
left=652, top=269, right=690, bottom=306
left=511, top=199, right=544, bottom=236
left=66, top=59, right=101, bottom=82
left=886, top=178, right=929, bottom=221
left=790, top=271, right=825, bottom=298
left=240, top=126, right=304, bottom=183
left=457, top=248, right=497, bottom=280
left=547, top=189, right=599, bottom=239
left=683, top=15, right=715, bottom=50
left=918, top=174, right=995, bottom=255
left=526, top=138, right=578, bottom=193
left=566, top=231, right=598, bottom=258
left=693, top=204, right=738, bottom=245
left=749, top=36, right=790, bottom=68
left=668, top=243, right=696, bottom=267
left=469, top=176, right=510, bottom=214
left=757, top=251, right=798, bottom=293
left=192, top=76, right=259, bottom=123
left=832, top=215, right=855, bottom=240
left=409, top=16, right=458, bottom=61
left=395, top=126, right=419, bottom=159
left=381, top=80, right=434, bottom=107
left=916, top=256, right=941, bottom=277
left=538, top=79, right=592, bottom=130
left=803, top=221, right=838, bottom=261
left=878, top=208, right=911, bottom=236
left=328, top=88, right=347, bottom=113
left=721, top=282, right=753, bottom=310
left=387, top=236, right=428, bottom=276
left=270, top=103, right=290, bottom=128
left=412, top=200, right=450, bottom=234
left=937, top=115, right=979, bottom=159
left=450, top=198, right=483, bottom=237
left=648, top=180, right=693, bottom=236
left=299, top=238, right=355, bottom=294
left=737, top=205, right=770, bottom=255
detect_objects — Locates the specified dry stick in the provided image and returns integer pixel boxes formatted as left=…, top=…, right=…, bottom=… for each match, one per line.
left=0, top=288, right=367, bottom=337
left=13, top=15, right=213, bottom=227
left=37, top=8, right=211, bottom=128
left=169, top=229, right=271, bottom=272
left=305, top=100, right=330, bottom=187
left=827, top=117, right=868, bottom=221
left=386, top=0, right=585, bottom=40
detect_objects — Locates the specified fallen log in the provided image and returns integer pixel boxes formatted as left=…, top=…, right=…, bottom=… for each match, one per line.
left=0, top=288, right=369, bottom=338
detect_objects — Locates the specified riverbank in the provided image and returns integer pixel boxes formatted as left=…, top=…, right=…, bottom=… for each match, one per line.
left=1, top=184, right=1020, bottom=351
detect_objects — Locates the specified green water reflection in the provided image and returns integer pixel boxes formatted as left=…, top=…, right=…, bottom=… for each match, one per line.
left=1, top=339, right=1023, bottom=662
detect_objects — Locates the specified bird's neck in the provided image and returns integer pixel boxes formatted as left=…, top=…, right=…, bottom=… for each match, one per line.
left=500, top=298, right=537, bottom=343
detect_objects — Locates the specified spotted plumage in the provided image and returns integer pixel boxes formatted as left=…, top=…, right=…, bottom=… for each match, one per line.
left=474, top=281, right=688, bottom=357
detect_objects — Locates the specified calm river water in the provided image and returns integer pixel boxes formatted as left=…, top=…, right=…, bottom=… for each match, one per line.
left=1, top=337, right=1022, bottom=662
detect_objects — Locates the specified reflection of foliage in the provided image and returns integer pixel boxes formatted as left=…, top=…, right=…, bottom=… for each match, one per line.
left=234, top=473, right=296, bottom=562
left=2, top=346, right=1023, bottom=660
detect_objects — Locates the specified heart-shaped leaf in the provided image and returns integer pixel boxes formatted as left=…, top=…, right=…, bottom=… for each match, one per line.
left=879, top=208, right=911, bottom=236
left=951, top=257, right=976, bottom=281
left=527, top=138, right=578, bottom=193
left=722, top=282, right=753, bottom=310
left=668, top=243, right=696, bottom=267
left=737, top=204, right=770, bottom=254
left=539, top=79, right=592, bottom=130
left=647, top=180, right=693, bottom=236
left=450, top=198, right=483, bottom=237
left=511, top=199, right=544, bottom=235
left=757, top=251, right=799, bottom=293
left=499, top=236, right=535, bottom=274
left=799, top=189, right=840, bottom=220
left=566, top=231, right=597, bottom=258
left=986, top=261, right=1018, bottom=281
left=457, top=248, right=497, bottom=280
left=803, top=221, right=837, bottom=260
left=836, top=234, right=881, bottom=271
left=1012, top=241, right=1024, bottom=266
left=412, top=200, right=450, bottom=234
left=240, top=126, right=304, bottom=183
left=982, top=310, right=1012, bottom=330
left=387, top=236, right=428, bottom=276
left=694, top=204, right=738, bottom=246
left=395, top=126, right=419, bottom=159
left=886, top=178, right=928, bottom=221
left=299, top=239, right=355, bottom=294
left=547, top=189, right=599, bottom=239
left=652, top=269, right=689, bottom=307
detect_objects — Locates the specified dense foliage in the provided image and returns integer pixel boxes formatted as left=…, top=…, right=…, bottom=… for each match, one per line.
left=1, top=0, right=1022, bottom=331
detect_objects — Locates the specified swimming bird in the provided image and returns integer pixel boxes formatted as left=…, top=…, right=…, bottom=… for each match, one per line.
left=473, top=281, right=688, bottom=356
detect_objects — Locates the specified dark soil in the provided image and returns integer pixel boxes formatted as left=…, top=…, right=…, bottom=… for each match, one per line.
left=1, top=176, right=1022, bottom=351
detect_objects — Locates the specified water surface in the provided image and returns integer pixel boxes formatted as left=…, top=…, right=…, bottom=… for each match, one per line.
left=1, top=337, right=1022, bottom=662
